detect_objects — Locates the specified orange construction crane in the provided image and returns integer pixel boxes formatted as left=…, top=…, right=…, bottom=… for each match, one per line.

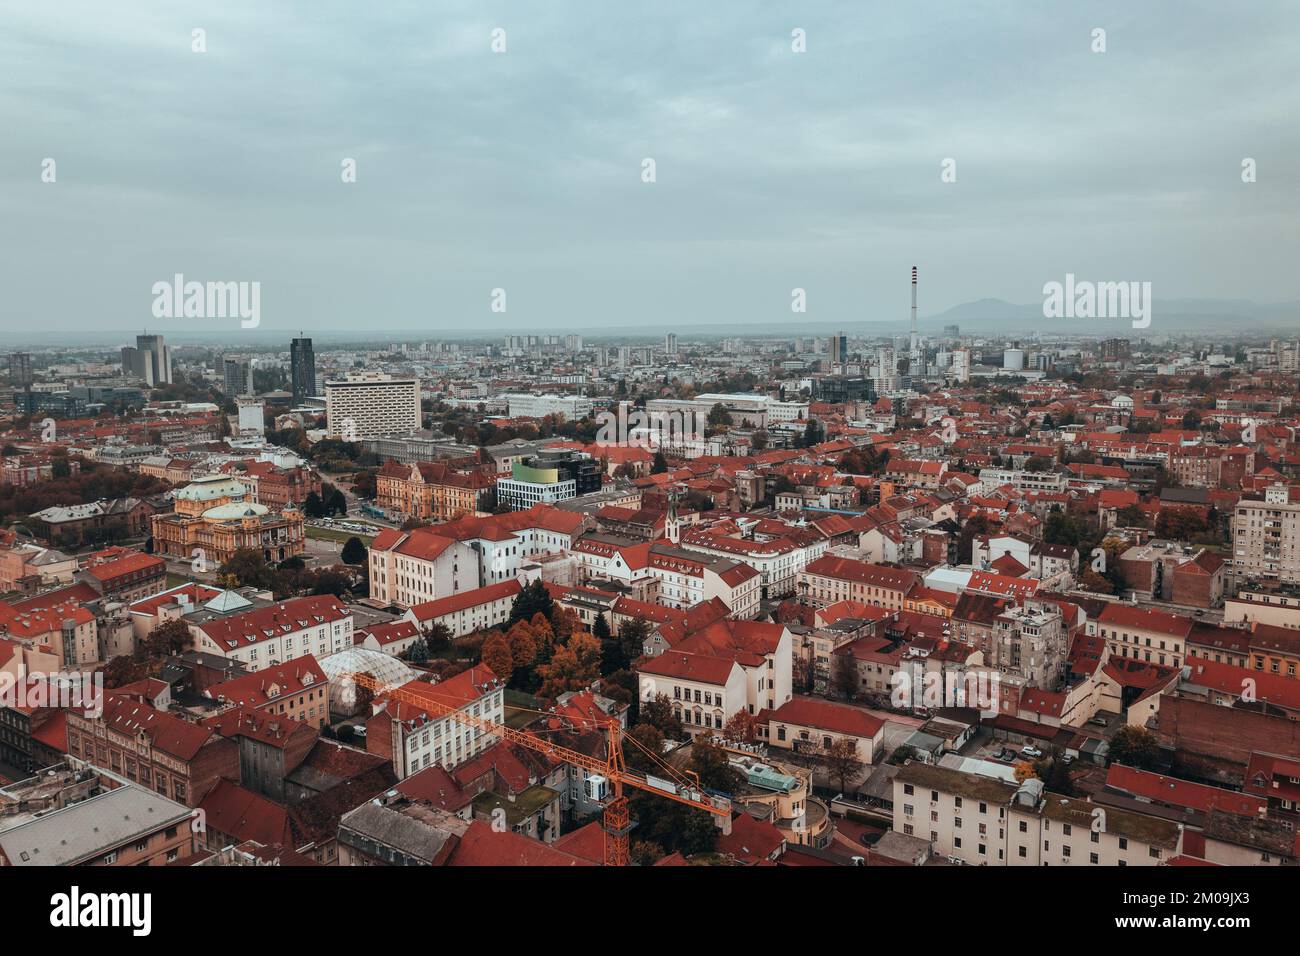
left=348, top=671, right=729, bottom=866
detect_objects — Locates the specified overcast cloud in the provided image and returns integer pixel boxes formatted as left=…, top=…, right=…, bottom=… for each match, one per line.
left=1, top=0, right=1297, bottom=336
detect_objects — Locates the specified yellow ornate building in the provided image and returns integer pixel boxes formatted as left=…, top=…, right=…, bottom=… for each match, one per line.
left=151, top=474, right=305, bottom=565
left=375, top=461, right=495, bottom=522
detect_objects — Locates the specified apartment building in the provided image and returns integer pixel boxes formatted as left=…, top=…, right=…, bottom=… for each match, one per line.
left=678, top=527, right=827, bottom=600
left=797, top=556, right=919, bottom=610
left=368, top=504, right=588, bottom=608
left=1091, top=602, right=1192, bottom=669
left=202, top=655, right=331, bottom=728
left=977, top=468, right=1069, bottom=494
left=365, top=667, right=505, bottom=778
left=0, top=762, right=196, bottom=867
left=989, top=600, right=1068, bottom=688
left=405, top=580, right=522, bottom=638
left=325, top=371, right=420, bottom=440
left=573, top=535, right=761, bottom=619
left=186, top=594, right=353, bottom=672
left=892, top=763, right=1182, bottom=866
left=636, top=619, right=794, bottom=733
left=1232, top=484, right=1300, bottom=587
left=65, top=693, right=239, bottom=807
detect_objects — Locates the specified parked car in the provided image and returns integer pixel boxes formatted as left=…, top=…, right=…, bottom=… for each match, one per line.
left=1020, top=745, right=1043, bottom=759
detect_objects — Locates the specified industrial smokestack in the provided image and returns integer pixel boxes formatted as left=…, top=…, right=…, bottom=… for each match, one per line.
left=911, top=266, right=918, bottom=334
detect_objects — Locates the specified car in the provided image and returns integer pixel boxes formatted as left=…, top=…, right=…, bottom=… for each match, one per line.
left=996, top=748, right=1017, bottom=761
left=1088, top=716, right=1108, bottom=727
left=1020, top=745, right=1043, bottom=759
left=1061, top=753, right=1074, bottom=764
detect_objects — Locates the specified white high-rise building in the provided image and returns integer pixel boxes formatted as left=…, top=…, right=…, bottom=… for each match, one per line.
left=952, top=348, right=971, bottom=382
left=664, top=332, right=679, bottom=358
left=236, top=397, right=265, bottom=437
left=325, top=372, right=420, bottom=439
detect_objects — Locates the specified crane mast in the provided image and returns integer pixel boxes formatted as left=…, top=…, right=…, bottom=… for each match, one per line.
left=347, top=671, right=729, bottom=866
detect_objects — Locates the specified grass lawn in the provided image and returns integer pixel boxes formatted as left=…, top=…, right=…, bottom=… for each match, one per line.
left=504, top=689, right=543, bottom=729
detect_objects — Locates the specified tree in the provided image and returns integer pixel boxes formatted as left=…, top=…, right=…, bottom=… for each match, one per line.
left=302, top=491, right=326, bottom=519
left=821, top=738, right=864, bottom=795
left=958, top=513, right=994, bottom=564
left=341, top=536, right=367, bottom=566
left=689, top=736, right=745, bottom=793
left=1013, top=761, right=1039, bottom=783
left=638, top=694, right=684, bottom=739
left=651, top=451, right=668, bottom=474
left=506, top=619, right=540, bottom=685
left=406, top=635, right=430, bottom=665
left=830, top=651, right=858, bottom=700
left=608, top=617, right=652, bottom=676
left=218, top=548, right=287, bottom=595
left=141, top=618, right=192, bottom=659
left=1079, top=568, right=1114, bottom=594
left=593, top=613, right=623, bottom=674
left=1108, top=726, right=1162, bottom=770
left=1116, top=504, right=1148, bottom=527
left=480, top=631, right=514, bottom=679
left=792, top=655, right=814, bottom=695
left=103, top=655, right=151, bottom=688
left=326, top=487, right=348, bottom=516
left=1034, top=752, right=1075, bottom=796
left=508, top=578, right=554, bottom=627
left=624, top=723, right=666, bottom=774
left=722, top=710, right=761, bottom=745
left=423, top=622, right=453, bottom=654
left=536, top=631, right=602, bottom=699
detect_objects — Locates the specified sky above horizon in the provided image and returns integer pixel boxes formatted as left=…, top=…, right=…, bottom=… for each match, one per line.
left=2, top=0, right=1298, bottom=337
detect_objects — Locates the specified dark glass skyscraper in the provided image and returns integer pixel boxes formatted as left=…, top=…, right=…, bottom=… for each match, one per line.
left=290, top=336, right=315, bottom=405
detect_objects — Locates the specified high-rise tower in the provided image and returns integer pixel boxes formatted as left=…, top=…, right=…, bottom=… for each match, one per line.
left=290, top=335, right=316, bottom=405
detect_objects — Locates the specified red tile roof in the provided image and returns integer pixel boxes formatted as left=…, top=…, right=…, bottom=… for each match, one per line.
left=449, top=820, right=592, bottom=866
left=194, top=595, right=349, bottom=649
left=408, top=579, right=521, bottom=623
left=760, top=696, right=885, bottom=738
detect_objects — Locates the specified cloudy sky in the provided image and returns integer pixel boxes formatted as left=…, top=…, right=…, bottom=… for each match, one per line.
left=1, top=0, right=1297, bottom=338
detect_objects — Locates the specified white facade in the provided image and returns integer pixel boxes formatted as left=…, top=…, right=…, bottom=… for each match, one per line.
left=502, top=393, right=594, bottom=420
left=325, top=372, right=421, bottom=440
